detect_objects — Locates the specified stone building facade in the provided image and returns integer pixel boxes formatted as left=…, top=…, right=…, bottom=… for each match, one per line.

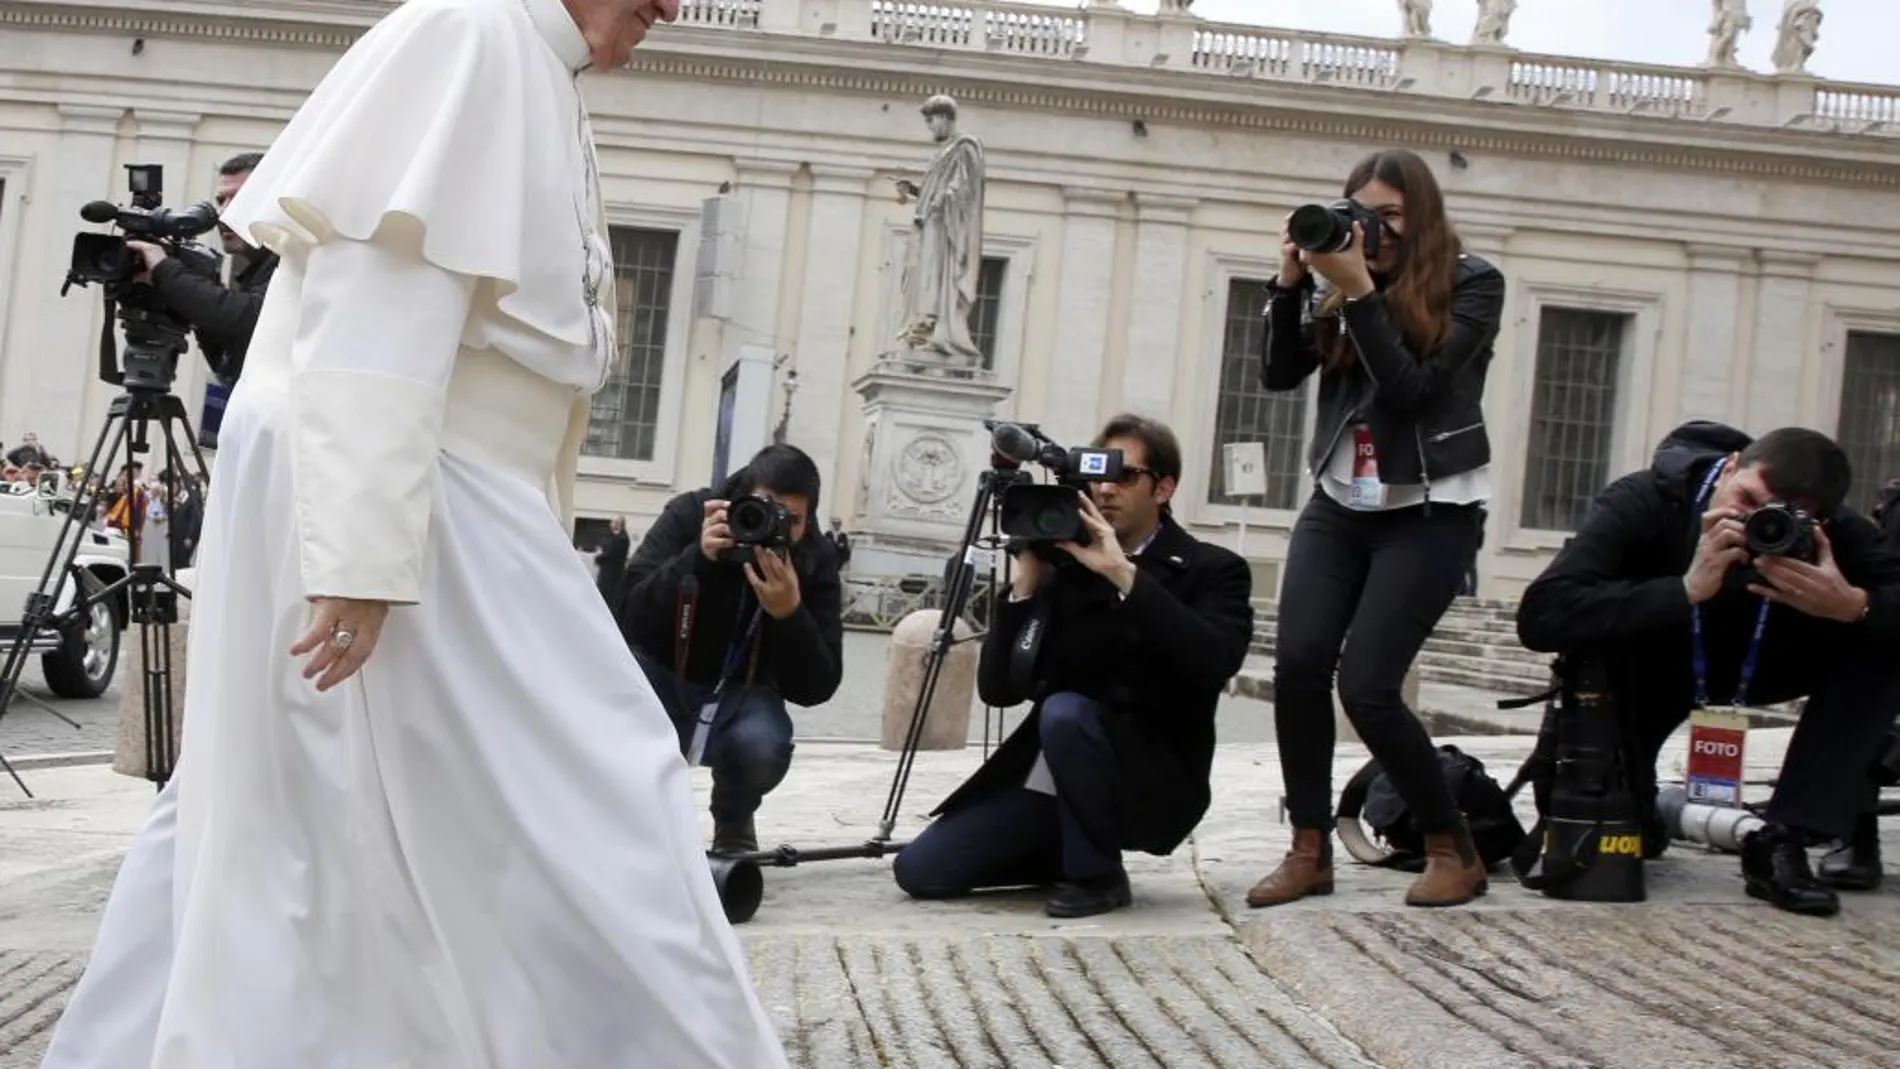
left=1, top=0, right=1897, bottom=597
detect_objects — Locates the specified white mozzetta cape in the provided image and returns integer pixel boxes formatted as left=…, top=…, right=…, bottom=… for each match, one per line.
left=221, top=0, right=608, bottom=603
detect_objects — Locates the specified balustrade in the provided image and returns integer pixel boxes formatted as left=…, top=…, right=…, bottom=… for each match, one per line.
left=512, top=0, right=1900, bottom=134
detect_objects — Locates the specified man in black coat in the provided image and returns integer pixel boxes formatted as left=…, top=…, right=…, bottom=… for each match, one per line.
left=892, top=414, right=1255, bottom=918
left=614, top=444, right=844, bottom=854
left=1517, top=421, right=1900, bottom=916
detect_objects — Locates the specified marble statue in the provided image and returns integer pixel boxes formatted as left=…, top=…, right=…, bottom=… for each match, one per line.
left=1398, top=0, right=1432, bottom=39
left=889, top=94, right=988, bottom=368
left=1157, top=0, right=1193, bottom=12
left=1771, top=0, right=1822, bottom=74
left=1707, top=0, right=1751, bottom=68
left=1471, top=0, right=1516, bottom=46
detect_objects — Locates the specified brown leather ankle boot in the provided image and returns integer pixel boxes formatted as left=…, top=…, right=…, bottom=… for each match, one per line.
left=1246, top=827, right=1334, bottom=908
left=1405, top=819, right=1488, bottom=907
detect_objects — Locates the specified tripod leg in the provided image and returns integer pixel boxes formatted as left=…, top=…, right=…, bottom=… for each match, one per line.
left=876, top=472, right=1000, bottom=839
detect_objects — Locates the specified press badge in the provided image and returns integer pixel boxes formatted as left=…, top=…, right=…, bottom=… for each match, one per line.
left=686, top=699, right=720, bottom=766
left=1349, top=425, right=1386, bottom=508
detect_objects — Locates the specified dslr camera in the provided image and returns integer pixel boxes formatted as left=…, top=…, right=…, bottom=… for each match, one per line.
left=1742, top=502, right=1819, bottom=563
left=62, top=164, right=223, bottom=392
left=987, top=421, right=1123, bottom=551
left=722, top=494, right=795, bottom=566
left=1287, top=198, right=1384, bottom=261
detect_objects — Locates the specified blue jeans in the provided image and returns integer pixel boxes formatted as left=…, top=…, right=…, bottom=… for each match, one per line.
left=893, top=692, right=1122, bottom=896
left=633, top=649, right=794, bottom=824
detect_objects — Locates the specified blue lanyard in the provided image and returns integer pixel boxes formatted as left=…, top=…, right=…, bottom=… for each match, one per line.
left=1690, top=458, right=1772, bottom=707
left=715, top=598, right=765, bottom=693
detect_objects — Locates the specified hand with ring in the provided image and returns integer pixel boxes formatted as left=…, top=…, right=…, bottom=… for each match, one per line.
left=291, top=596, right=391, bottom=692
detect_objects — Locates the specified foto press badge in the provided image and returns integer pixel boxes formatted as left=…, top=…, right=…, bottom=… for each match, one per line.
left=1685, top=707, right=1749, bottom=807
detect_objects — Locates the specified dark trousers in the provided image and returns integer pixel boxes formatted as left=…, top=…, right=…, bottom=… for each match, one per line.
left=893, top=693, right=1122, bottom=896
left=632, top=648, right=794, bottom=824
left=1607, top=615, right=1900, bottom=842
left=1274, top=491, right=1483, bottom=831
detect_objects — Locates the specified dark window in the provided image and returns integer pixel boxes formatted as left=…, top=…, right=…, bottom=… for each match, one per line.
left=1520, top=308, right=1628, bottom=531
left=1207, top=279, right=1307, bottom=509
left=586, top=227, right=680, bottom=462
left=1836, top=330, right=1900, bottom=515
left=971, top=256, right=1008, bottom=370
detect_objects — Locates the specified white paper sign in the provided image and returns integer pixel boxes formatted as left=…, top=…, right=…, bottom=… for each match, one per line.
left=1222, top=441, right=1268, bottom=498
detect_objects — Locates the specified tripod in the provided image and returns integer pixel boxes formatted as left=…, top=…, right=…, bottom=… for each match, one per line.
left=704, top=455, right=1032, bottom=922
left=0, top=312, right=209, bottom=797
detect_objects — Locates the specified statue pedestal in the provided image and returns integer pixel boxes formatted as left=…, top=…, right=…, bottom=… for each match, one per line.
left=849, top=359, right=1013, bottom=579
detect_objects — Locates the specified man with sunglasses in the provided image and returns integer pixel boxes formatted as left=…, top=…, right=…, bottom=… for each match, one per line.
left=893, top=414, right=1255, bottom=918
left=1517, top=421, right=1900, bottom=917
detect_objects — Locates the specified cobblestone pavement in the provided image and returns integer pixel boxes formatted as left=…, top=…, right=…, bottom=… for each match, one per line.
left=4, top=738, right=1898, bottom=1068
left=0, top=661, right=119, bottom=761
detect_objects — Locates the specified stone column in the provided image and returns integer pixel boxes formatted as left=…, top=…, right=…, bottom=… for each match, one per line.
left=1045, top=187, right=1123, bottom=446
left=131, top=109, right=209, bottom=455
left=1748, top=250, right=1819, bottom=432
left=1118, top=193, right=1195, bottom=419
left=728, top=158, right=799, bottom=351
left=1677, top=244, right=1751, bottom=423
left=787, top=164, right=869, bottom=506
left=32, top=105, right=123, bottom=461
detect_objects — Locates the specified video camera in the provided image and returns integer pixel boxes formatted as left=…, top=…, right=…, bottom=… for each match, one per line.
left=1287, top=198, right=1384, bottom=261
left=986, top=421, right=1123, bottom=549
left=61, top=164, right=223, bottom=393
left=722, top=494, right=795, bottom=567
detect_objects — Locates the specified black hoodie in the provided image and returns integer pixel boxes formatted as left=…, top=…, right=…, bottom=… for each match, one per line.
left=1516, top=420, right=1900, bottom=655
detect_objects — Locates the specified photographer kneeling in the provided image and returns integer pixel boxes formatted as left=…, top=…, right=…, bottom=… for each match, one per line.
left=1517, top=423, right=1900, bottom=917
left=614, top=444, right=844, bottom=855
left=892, top=415, right=1254, bottom=919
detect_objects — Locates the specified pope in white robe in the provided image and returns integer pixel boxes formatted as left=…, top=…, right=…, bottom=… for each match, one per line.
left=37, top=0, right=792, bottom=1065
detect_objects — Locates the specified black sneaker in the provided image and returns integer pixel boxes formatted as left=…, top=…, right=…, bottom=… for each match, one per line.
left=711, top=816, right=758, bottom=856
left=1741, top=823, right=1840, bottom=917
left=1045, top=871, right=1132, bottom=919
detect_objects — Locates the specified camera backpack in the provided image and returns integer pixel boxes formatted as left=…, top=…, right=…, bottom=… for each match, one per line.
left=1335, top=745, right=1527, bottom=872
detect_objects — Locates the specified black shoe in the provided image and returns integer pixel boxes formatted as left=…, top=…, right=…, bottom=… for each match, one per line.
left=1741, top=824, right=1840, bottom=917
left=1045, top=871, right=1132, bottom=919
left=1818, top=813, right=1883, bottom=892
left=711, top=816, right=758, bottom=856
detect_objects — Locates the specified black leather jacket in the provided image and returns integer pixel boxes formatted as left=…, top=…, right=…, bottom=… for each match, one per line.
left=1260, top=252, right=1506, bottom=501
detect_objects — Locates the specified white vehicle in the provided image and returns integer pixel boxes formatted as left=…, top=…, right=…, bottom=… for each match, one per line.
left=0, top=471, right=130, bottom=698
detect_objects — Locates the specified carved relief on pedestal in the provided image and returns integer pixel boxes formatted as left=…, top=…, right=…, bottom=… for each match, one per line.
left=886, top=432, right=967, bottom=523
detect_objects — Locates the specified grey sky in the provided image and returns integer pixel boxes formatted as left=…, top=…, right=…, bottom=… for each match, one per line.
left=1041, top=1, right=1896, bottom=87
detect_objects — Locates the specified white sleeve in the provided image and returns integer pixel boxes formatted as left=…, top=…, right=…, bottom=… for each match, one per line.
left=288, top=230, right=476, bottom=604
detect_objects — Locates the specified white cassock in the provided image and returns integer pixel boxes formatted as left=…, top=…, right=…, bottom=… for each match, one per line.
left=37, top=0, right=791, bottom=1065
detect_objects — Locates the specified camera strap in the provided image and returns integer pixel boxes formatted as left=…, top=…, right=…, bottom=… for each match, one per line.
left=674, top=571, right=765, bottom=766
left=1008, top=591, right=1053, bottom=699
left=1690, top=457, right=1772, bottom=707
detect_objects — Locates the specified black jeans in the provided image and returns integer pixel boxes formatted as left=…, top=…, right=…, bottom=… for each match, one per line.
left=1606, top=611, right=1900, bottom=842
left=633, top=649, right=795, bottom=824
left=1274, top=491, right=1483, bottom=831
left=893, top=693, right=1122, bottom=896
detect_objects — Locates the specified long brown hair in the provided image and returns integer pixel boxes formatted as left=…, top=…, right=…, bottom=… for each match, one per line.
left=1313, top=149, right=1462, bottom=370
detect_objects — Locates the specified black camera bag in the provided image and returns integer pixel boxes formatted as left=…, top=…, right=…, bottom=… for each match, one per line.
left=1335, top=745, right=1527, bottom=872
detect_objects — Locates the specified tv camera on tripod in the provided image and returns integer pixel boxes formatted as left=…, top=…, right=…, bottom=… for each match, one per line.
left=0, top=164, right=219, bottom=797
left=699, top=419, right=1126, bottom=923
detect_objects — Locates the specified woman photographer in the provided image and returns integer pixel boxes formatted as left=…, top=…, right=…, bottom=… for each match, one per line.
left=1246, top=149, right=1506, bottom=910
